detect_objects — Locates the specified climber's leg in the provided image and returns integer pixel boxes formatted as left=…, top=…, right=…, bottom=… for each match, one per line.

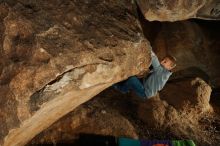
left=113, top=80, right=130, bottom=94
left=113, top=76, right=146, bottom=98
left=125, top=76, right=146, bottom=98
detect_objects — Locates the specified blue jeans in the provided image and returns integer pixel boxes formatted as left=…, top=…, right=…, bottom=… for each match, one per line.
left=113, top=76, right=146, bottom=99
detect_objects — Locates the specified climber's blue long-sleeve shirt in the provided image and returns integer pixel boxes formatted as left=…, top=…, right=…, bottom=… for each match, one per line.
left=143, top=51, right=172, bottom=98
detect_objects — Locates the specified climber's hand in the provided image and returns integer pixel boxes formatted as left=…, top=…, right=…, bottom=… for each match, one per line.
left=151, top=49, right=156, bottom=57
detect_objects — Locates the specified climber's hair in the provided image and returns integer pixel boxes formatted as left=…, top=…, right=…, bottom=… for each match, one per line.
left=164, top=55, right=177, bottom=68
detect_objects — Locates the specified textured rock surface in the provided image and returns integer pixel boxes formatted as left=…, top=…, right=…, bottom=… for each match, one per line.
left=0, top=0, right=151, bottom=146
left=197, top=0, right=220, bottom=20
left=137, top=77, right=213, bottom=146
left=137, top=0, right=220, bottom=21
left=138, top=77, right=214, bottom=145
left=160, top=78, right=212, bottom=111
left=138, top=78, right=212, bottom=127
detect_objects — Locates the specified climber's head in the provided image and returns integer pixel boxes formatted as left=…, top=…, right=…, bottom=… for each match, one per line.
left=161, top=55, right=176, bottom=71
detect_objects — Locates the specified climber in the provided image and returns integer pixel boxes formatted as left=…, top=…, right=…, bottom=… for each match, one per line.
left=113, top=48, right=176, bottom=99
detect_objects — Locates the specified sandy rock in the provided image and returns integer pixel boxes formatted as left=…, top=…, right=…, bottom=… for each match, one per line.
left=138, top=78, right=212, bottom=128
left=137, top=0, right=220, bottom=21
left=0, top=1, right=151, bottom=146
left=138, top=96, right=169, bottom=128
left=197, top=0, right=220, bottom=20
left=161, top=77, right=212, bottom=112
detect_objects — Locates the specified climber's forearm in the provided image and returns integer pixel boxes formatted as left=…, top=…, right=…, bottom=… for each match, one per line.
left=151, top=50, right=160, bottom=69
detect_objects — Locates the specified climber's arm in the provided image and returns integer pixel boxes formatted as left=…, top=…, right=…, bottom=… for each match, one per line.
left=151, top=50, right=160, bottom=69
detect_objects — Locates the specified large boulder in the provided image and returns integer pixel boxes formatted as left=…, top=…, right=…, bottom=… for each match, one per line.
left=137, top=0, right=220, bottom=21
left=138, top=95, right=170, bottom=128
left=160, top=78, right=212, bottom=112
left=138, top=77, right=212, bottom=128
left=0, top=0, right=151, bottom=146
